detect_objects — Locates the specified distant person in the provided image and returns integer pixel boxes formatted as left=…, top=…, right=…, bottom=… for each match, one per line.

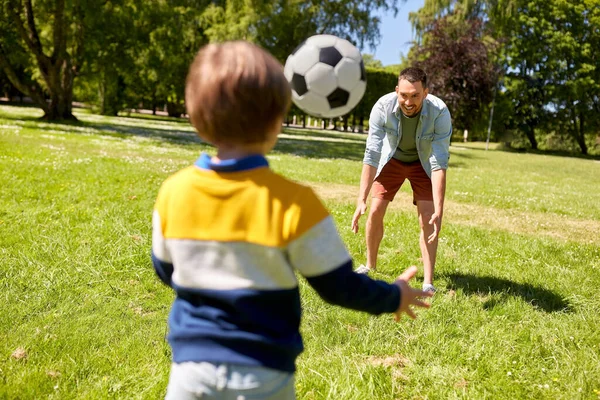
left=151, top=42, right=433, bottom=400
left=351, top=67, right=452, bottom=293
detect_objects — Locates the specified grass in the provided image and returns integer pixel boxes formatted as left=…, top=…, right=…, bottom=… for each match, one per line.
left=1, top=104, right=599, bottom=399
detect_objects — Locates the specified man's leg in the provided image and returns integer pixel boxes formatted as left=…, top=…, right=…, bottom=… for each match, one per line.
left=365, top=197, right=390, bottom=271
left=357, top=159, right=405, bottom=274
left=416, top=200, right=438, bottom=286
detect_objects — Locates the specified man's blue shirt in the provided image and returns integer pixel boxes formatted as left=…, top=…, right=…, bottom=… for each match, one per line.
left=363, top=92, right=453, bottom=177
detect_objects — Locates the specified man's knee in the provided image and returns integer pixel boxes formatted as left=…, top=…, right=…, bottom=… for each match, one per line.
left=368, top=200, right=388, bottom=221
left=416, top=201, right=434, bottom=228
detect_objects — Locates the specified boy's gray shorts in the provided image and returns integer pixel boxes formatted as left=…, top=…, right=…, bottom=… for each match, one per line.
left=165, top=362, right=296, bottom=400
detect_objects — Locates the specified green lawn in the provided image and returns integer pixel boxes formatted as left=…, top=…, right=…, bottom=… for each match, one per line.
left=1, top=105, right=599, bottom=399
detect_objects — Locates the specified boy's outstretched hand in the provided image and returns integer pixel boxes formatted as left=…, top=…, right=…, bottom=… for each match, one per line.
left=393, top=266, right=433, bottom=321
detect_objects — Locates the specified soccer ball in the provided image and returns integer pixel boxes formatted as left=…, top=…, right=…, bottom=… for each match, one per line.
left=284, top=35, right=366, bottom=119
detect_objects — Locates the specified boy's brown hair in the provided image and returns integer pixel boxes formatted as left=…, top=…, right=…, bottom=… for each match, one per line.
left=185, top=41, right=291, bottom=145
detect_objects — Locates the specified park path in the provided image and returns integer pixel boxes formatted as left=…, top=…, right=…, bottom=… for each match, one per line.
left=309, top=182, right=600, bottom=245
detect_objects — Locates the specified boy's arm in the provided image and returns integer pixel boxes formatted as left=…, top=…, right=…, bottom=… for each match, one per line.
left=151, top=253, right=174, bottom=287
left=305, top=260, right=400, bottom=315
left=152, top=209, right=174, bottom=287
left=289, top=188, right=430, bottom=318
left=307, top=263, right=431, bottom=320
left=289, top=213, right=400, bottom=315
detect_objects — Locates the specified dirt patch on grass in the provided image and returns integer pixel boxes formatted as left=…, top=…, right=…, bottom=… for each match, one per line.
left=367, top=354, right=411, bottom=368
left=366, top=354, right=411, bottom=381
left=309, top=182, right=600, bottom=245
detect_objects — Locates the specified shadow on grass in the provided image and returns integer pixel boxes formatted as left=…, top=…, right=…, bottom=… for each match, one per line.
left=1, top=104, right=507, bottom=162
left=452, top=140, right=600, bottom=161
left=446, top=272, right=573, bottom=313
left=509, top=147, right=600, bottom=161
left=273, top=136, right=365, bottom=161
left=86, top=122, right=202, bottom=147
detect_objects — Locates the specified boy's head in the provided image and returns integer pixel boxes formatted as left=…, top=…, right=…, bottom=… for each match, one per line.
left=185, top=41, right=291, bottom=147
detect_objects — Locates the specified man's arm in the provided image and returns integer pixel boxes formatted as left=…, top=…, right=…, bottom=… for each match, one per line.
left=352, top=100, right=387, bottom=233
left=427, top=105, right=452, bottom=243
left=429, top=106, right=452, bottom=171
left=428, top=168, right=446, bottom=243
left=351, top=163, right=377, bottom=233
left=431, top=168, right=446, bottom=218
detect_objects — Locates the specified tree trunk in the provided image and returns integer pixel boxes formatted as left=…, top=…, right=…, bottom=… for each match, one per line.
left=575, top=111, right=588, bottom=155
left=524, top=126, right=538, bottom=150
left=37, top=58, right=76, bottom=120
left=166, top=101, right=184, bottom=117
left=3, top=0, right=77, bottom=121
left=302, top=114, right=306, bottom=128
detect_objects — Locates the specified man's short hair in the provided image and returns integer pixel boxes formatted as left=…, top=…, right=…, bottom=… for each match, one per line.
left=185, top=41, right=291, bottom=145
left=398, top=67, right=427, bottom=88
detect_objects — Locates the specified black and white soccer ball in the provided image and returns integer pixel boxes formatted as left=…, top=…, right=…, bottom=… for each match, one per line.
left=284, top=35, right=366, bottom=119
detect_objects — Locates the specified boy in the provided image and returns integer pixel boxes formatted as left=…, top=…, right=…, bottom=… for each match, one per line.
left=151, top=41, right=432, bottom=400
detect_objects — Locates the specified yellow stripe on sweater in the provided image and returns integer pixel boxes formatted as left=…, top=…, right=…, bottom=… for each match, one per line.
left=155, top=166, right=329, bottom=248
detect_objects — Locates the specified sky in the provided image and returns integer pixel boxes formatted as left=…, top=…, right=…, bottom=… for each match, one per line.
left=372, top=0, right=425, bottom=66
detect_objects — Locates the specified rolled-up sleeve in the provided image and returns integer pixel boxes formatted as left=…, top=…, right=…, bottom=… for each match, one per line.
left=429, top=107, right=452, bottom=171
left=363, top=102, right=386, bottom=168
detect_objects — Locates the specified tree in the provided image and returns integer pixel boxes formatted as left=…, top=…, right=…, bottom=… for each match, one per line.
left=143, top=2, right=209, bottom=117
left=0, top=25, right=29, bottom=101
left=199, top=0, right=401, bottom=62
left=410, top=0, right=600, bottom=154
left=199, top=0, right=403, bottom=129
left=0, top=0, right=89, bottom=120
left=409, top=0, right=517, bottom=44
left=362, top=54, right=384, bottom=69
left=412, top=17, right=499, bottom=134
left=74, top=0, right=139, bottom=116
left=351, top=67, right=397, bottom=131
left=503, top=0, right=600, bottom=154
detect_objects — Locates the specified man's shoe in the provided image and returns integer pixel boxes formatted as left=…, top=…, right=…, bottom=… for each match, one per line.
left=354, top=264, right=371, bottom=275
left=422, top=283, right=437, bottom=293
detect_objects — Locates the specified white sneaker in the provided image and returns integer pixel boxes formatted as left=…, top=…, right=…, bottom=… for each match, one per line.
left=422, top=283, right=437, bottom=293
left=354, top=264, right=371, bottom=275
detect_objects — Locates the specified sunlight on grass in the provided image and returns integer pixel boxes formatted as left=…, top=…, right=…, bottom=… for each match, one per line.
left=1, top=105, right=599, bottom=399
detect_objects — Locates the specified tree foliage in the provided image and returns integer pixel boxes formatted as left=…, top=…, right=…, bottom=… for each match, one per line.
left=502, top=0, right=600, bottom=154
left=362, top=54, right=384, bottom=69
left=412, top=17, right=499, bottom=133
left=199, top=0, right=400, bottom=62
left=1, top=0, right=401, bottom=120
left=408, top=0, right=600, bottom=154
left=0, top=0, right=91, bottom=120
left=409, top=0, right=517, bottom=43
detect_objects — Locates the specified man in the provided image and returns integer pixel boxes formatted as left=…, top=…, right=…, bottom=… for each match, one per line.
left=351, top=67, right=452, bottom=292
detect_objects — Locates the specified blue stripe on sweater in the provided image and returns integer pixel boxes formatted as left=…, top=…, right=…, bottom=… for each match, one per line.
left=151, top=252, right=173, bottom=287
left=167, top=285, right=303, bottom=372
left=195, top=153, right=269, bottom=172
left=164, top=260, right=400, bottom=372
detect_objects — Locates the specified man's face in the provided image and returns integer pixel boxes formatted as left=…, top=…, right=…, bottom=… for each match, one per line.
left=395, top=79, right=428, bottom=117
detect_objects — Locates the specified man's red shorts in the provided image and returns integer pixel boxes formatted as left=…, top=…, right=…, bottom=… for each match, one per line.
left=372, top=158, right=433, bottom=204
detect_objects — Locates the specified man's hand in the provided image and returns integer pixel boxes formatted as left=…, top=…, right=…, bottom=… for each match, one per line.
left=393, top=266, right=433, bottom=321
left=427, top=213, right=442, bottom=244
left=351, top=201, right=367, bottom=234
